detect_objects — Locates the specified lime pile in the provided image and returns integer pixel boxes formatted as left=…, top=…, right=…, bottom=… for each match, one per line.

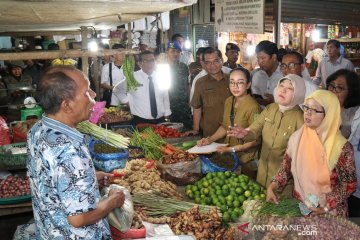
left=185, top=171, right=266, bottom=222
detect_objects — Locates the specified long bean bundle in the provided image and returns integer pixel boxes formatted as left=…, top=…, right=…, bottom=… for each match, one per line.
left=130, top=128, right=165, bottom=160
left=123, top=55, right=139, bottom=91
left=77, top=121, right=129, bottom=148
left=132, top=192, right=217, bottom=217
left=255, top=198, right=302, bottom=217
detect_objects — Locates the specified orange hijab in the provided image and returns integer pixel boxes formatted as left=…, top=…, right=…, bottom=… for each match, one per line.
left=287, top=90, right=347, bottom=207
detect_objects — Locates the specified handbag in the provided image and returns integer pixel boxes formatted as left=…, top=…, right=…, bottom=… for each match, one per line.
left=102, top=63, right=113, bottom=107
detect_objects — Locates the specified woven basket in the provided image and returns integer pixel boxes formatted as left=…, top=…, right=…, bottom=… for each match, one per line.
left=0, top=142, right=27, bottom=170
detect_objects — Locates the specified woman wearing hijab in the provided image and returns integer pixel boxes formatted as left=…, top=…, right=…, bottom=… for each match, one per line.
left=267, top=90, right=356, bottom=217
left=197, top=68, right=262, bottom=179
left=228, top=74, right=306, bottom=194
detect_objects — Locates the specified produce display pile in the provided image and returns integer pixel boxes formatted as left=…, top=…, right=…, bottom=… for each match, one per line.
left=93, top=142, right=122, bottom=154
left=99, top=107, right=132, bottom=124
left=0, top=175, right=30, bottom=198
left=136, top=205, right=235, bottom=240
left=137, top=124, right=183, bottom=138
left=132, top=192, right=215, bottom=217
left=112, top=159, right=182, bottom=199
left=130, top=128, right=167, bottom=159
left=185, top=172, right=266, bottom=222
left=161, top=150, right=197, bottom=164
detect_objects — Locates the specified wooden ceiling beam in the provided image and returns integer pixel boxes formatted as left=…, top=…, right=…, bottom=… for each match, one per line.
left=0, top=49, right=138, bottom=61
left=0, top=30, right=81, bottom=37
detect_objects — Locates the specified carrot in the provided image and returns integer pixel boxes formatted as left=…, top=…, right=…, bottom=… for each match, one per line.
left=161, top=147, right=174, bottom=155
left=165, top=143, right=180, bottom=152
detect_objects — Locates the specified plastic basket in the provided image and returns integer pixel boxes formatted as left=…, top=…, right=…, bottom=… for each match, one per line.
left=89, top=140, right=128, bottom=172
left=200, top=152, right=240, bottom=174
left=0, top=142, right=27, bottom=170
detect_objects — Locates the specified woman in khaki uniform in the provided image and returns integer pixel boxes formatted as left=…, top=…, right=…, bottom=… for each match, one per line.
left=228, top=74, right=306, bottom=196
left=197, top=68, right=262, bottom=179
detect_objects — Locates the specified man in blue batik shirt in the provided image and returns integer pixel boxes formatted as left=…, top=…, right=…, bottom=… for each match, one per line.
left=24, top=66, right=125, bottom=239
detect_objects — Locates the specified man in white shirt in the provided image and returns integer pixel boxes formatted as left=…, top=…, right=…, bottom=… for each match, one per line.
left=251, top=41, right=283, bottom=106
left=313, top=39, right=354, bottom=87
left=280, top=51, right=318, bottom=98
left=121, top=50, right=171, bottom=125
left=100, top=46, right=127, bottom=106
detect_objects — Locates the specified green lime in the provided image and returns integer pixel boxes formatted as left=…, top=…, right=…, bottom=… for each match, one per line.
left=235, top=187, right=244, bottom=194
left=188, top=192, right=194, bottom=199
left=254, top=195, right=260, bottom=200
left=220, top=205, right=228, bottom=213
left=185, top=189, right=192, bottom=196
left=233, top=200, right=241, bottom=208
left=260, top=193, right=266, bottom=199
left=238, top=208, right=244, bottom=216
left=202, top=188, right=209, bottom=195
left=224, top=171, right=231, bottom=178
left=226, top=199, right=234, bottom=207
left=195, top=197, right=201, bottom=203
left=216, top=189, right=223, bottom=196
left=202, top=181, right=209, bottom=188
left=231, top=211, right=239, bottom=221
left=238, top=195, right=246, bottom=203
left=226, top=195, right=234, bottom=202
left=191, top=185, right=198, bottom=192
left=206, top=173, right=212, bottom=179
left=222, top=189, right=230, bottom=196
left=244, top=190, right=251, bottom=198
left=222, top=212, right=230, bottom=222
left=222, top=184, right=229, bottom=191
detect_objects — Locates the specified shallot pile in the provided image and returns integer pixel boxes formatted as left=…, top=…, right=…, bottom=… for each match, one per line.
left=0, top=175, right=31, bottom=198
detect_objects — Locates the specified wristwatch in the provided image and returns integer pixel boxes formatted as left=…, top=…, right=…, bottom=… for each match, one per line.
left=323, top=206, right=329, bottom=213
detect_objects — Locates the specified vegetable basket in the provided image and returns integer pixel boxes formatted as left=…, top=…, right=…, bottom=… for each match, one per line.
left=200, top=152, right=240, bottom=174
left=89, top=140, right=129, bottom=172
left=0, top=142, right=27, bottom=170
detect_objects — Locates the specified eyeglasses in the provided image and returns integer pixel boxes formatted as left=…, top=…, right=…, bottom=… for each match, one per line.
left=301, top=104, right=325, bottom=115
left=279, top=62, right=301, bottom=70
left=205, top=59, right=221, bottom=66
left=327, top=83, right=347, bottom=93
left=229, top=81, right=245, bottom=88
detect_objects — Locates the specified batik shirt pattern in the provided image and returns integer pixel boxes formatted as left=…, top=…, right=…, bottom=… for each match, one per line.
left=27, top=116, right=111, bottom=239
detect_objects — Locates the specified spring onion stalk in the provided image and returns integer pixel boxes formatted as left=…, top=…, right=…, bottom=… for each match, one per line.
left=132, top=192, right=218, bottom=217
left=77, top=121, right=129, bottom=149
left=254, top=198, right=302, bottom=217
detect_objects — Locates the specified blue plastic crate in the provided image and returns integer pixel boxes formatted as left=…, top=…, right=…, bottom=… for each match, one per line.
left=89, top=139, right=129, bottom=172
left=200, top=152, right=240, bottom=174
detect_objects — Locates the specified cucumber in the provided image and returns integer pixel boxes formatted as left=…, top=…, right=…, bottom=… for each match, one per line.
left=182, top=140, right=197, bottom=148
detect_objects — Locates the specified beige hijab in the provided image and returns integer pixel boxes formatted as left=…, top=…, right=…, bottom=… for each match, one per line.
left=275, top=74, right=306, bottom=113
left=287, top=90, right=347, bottom=207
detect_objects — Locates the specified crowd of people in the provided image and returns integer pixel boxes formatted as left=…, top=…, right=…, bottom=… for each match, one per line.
left=7, top=35, right=360, bottom=238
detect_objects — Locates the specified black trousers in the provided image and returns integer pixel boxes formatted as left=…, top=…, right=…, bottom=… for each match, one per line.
left=131, top=115, right=165, bottom=126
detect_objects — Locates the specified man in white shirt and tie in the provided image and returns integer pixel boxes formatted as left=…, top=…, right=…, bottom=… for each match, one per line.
left=119, top=50, right=172, bottom=125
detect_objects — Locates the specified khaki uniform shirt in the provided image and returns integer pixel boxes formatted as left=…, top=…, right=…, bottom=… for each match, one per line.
left=191, top=73, right=231, bottom=137
left=248, top=103, right=304, bottom=188
left=221, top=95, right=261, bottom=164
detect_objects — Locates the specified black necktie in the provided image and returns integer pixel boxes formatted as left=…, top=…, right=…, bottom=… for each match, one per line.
left=148, top=76, right=157, bottom=119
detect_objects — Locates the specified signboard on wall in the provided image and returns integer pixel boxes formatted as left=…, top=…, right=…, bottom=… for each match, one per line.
left=215, top=0, right=264, bottom=34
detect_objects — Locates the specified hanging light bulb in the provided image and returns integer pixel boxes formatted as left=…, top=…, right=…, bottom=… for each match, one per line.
left=88, top=41, right=98, bottom=52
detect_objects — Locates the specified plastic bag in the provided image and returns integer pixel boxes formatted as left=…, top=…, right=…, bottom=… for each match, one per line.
left=157, top=157, right=202, bottom=185
left=89, top=101, right=106, bottom=124
left=0, top=116, right=11, bottom=145
left=103, top=184, right=134, bottom=232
